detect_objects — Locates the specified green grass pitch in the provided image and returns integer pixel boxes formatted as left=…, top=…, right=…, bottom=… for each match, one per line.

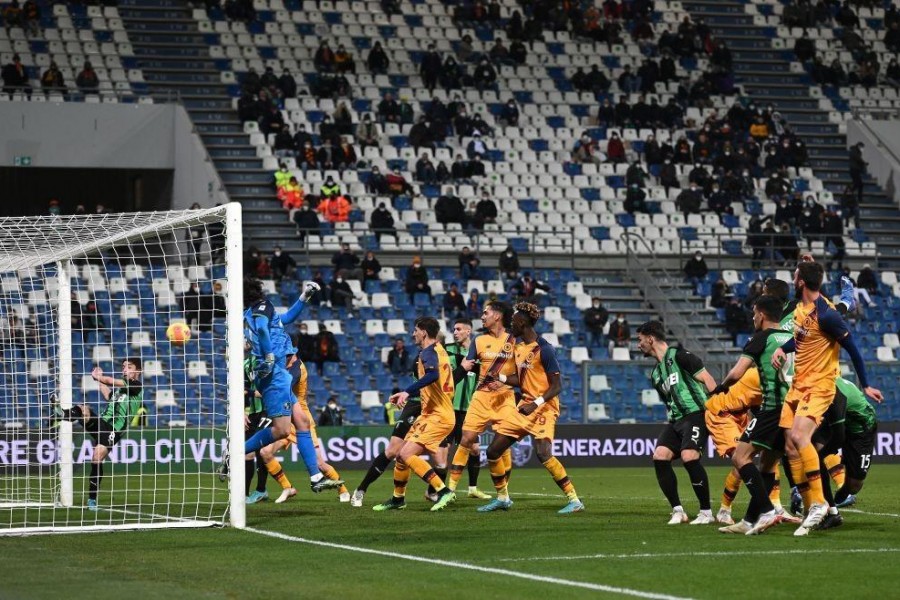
left=2, top=465, right=899, bottom=599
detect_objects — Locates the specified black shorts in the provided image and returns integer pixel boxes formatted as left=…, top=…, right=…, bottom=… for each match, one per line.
left=440, top=410, right=467, bottom=447
left=391, top=401, right=422, bottom=439
left=247, top=412, right=269, bottom=438
left=85, top=417, right=123, bottom=448
left=812, top=389, right=848, bottom=452
left=657, top=411, right=707, bottom=456
left=843, top=426, right=876, bottom=481
left=740, top=408, right=784, bottom=451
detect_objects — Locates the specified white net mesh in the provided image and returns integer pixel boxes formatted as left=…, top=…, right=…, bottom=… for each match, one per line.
left=0, top=206, right=243, bottom=534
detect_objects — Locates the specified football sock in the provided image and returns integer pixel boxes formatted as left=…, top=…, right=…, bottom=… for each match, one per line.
left=488, top=457, right=509, bottom=501
left=683, top=459, right=711, bottom=511
left=358, top=451, right=392, bottom=493
left=255, top=452, right=268, bottom=493
left=820, top=465, right=836, bottom=508
left=320, top=463, right=348, bottom=495
left=653, top=459, right=681, bottom=508
left=296, top=431, right=322, bottom=478
left=501, top=449, right=513, bottom=493
left=721, top=468, right=742, bottom=509
left=406, top=455, right=446, bottom=492
left=542, top=457, right=578, bottom=501
left=780, top=454, right=796, bottom=488
left=824, top=454, right=846, bottom=488
left=88, top=462, right=103, bottom=502
left=799, top=444, right=825, bottom=505
left=467, top=453, right=481, bottom=487
left=427, top=466, right=447, bottom=496
left=834, top=484, right=852, bottom=505
left=244, top=458, right=256, bottom=495
left=738, top=463, right=773, bottom=523
left=448, top=446, right=470, bottom=491
left=392, top=460, right=411, bottom=499
left=762, top=471, right=780, bottom=506
left=265, top=459, right=293, bottom=490
left=788, top=454, right=811, bottom=507
left=244, top=427, right=276, bottom=455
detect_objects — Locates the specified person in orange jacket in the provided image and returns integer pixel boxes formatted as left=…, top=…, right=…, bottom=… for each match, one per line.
left=277, top=176, right=305, bottom=210
left=317, top=194, right=352, bottom=223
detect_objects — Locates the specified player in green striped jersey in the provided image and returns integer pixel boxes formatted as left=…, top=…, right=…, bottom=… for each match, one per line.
left=638, top=321, right=718, bottom=526
left=435, top=318, right=491, bottom=501
left=834, top=377, right=878, bottom=508
left=242, top=350, right=270, bottom=502
left=55, top=358, right=143, bottom=511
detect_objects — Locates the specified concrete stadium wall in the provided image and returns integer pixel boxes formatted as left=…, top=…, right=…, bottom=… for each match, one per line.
left=847, top=119, right=900, bottom=209
left=0, top=102, right=227, bottom=210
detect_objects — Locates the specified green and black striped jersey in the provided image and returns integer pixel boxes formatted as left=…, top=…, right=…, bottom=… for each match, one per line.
left=445, top=341, right=477, bottom=411
left=244, top=356, right=264, bottom=415
left=99, top=380, right=143, bottom=432
left=740, top=328, right=793, bottom=411
left=649, top=347, right=708, bottom=422
left=837, top=377, right=877, bottom=435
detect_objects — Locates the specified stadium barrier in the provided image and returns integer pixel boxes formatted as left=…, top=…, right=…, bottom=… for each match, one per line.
left=2, top=422, right=899, bottom=472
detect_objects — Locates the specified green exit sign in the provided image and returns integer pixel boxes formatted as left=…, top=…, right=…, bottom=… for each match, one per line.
left=13, top=156, right=32, bottom=166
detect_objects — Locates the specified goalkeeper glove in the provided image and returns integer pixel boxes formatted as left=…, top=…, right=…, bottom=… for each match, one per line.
left=255, top=353, right=275, bottom=379
left=301, top=281, right=321, bottom=302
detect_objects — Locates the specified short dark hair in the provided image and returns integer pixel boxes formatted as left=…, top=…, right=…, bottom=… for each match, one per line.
left=414, top=316, right=440, bottom=339
left=763, top=277, right=790, bottom=302
left=753, top=295, right=783, bottom=323
left=485, top=300, right=513, bottom=328
left=453, top=318, right=473, bottom=327
left=636, top=320, right=666, bottom=342
left=123, top=357, right=143, bottom=371
left=797, top=261, right=825, bottom=292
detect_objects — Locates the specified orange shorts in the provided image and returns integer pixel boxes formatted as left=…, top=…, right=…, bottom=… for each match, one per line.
left=291, top=365, right=320, bottom=448
left=462, top=389, right=516, bottom=434
left=779, top=385, right=834, bottom=428
left=494, top=401, right=559, bottom=440
left=705, top=369, right=762, bottom=415
left=705, top=410, right=749, bottom=458
left=405, top=413, right=455, bottom=453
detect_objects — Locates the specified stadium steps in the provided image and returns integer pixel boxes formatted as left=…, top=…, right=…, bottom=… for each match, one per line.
left=121, top=0, right=285, bottom=232
left=684, top=0, right=900, bottom=270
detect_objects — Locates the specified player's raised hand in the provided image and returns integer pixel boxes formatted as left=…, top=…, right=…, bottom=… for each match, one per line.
left=301, top=281, right=321, bottom=301
left=91, top=366, right=103, bottom=380
left=771, top=347, right=786, bottom=369
left=864, top=387, right=884, bottom=403
left=389, top=391, right=409, bottom=409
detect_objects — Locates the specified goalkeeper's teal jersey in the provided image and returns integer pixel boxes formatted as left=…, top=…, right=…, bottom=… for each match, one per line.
left=100, top=380, right=143, bottom=432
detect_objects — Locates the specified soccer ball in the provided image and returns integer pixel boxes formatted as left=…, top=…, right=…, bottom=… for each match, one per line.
left=166, top=322, right=191, bottom=346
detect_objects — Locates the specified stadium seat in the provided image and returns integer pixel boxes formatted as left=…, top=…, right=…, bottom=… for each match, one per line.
left=360, top=390, right=382, bottom=410
left=570, top=347, right=590, bottom=364
left=587, top=403, right=610, bottom=422
left=611, top=348, right=631, bottom=361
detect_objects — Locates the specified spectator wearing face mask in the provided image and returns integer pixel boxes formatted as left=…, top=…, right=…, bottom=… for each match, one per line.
left=498, top=244, right=520, bottom=279
left=329, top=272, right=355, bottom=308
left=583, top=297, right=609, bottom=349
left=331, top=243, right=361, bottom=280
left=606, top=131, right=626, bottom=163
left=683, top=251, right=708, bottom=293
left=361, top=251, right=381, bottom=284
left=293, top=201, right=320, bottom=242
left=676, top=183, right=703, bottom=217
left=270, top=246, right=297, bottom=280
left=607, top=313, right=630, bottom=357
left=385, top=338, right=413, bottom=375
left=369, top=202, right=396, bottom=241
left=404, top=257, right=431, bottom=304
left=318, top=396, right=345, bottom=426
left=443, top=282, right=467, bottom=319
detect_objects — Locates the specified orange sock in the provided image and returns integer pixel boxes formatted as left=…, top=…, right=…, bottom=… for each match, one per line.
left=501, top=448, right=512, bottom=491
left=321, top=463, right=348, bottom=495
left=799, top=444, right=825, bottom=505
left=769, top=463, right=781, bottom=506
left=542, top=457, right=578, bottom=501
left=788, top=455, right=810, bottom=507
left=265, top=460, right=292, bottom=490
left=406, top=455, right=446, bottom=491
left=721, top=469, right=742, bottom=509
left=392, top=460, right=411, bottom=498
left=823, top=454, right=846, bottom=488
left=488, top=456, right=509, bottom=501
left=448, top=446, right=469, bottom=491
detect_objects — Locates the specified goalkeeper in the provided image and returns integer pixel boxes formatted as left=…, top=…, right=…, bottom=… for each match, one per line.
left=55, top=358, right=143, bottom=511
left=237, top=278, right=342, bottom=493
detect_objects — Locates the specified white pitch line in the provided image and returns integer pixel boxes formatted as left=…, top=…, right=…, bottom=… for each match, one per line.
left=497, top=548, right=900, bottom=563
left=245, top=526, right=694, bottom=600
left=515, top=492, right=658, bottom=500
left=842, top=508, right=900, bottom=518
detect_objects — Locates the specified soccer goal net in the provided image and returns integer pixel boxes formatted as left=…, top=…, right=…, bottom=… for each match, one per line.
left=0, top=204, right=245, bottom=535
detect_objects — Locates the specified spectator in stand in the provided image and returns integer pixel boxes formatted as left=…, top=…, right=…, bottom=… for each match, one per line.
left=333, top=101, right=354, bottom=136
left=596, top=97, right=616, bottom=127
left=856, top=263, right=878, bottom=298
left=499, top=99, right=519, bottom=126
left=466, top=289, right=481, bottom=318
left=821, top=209, right=845, bottom=271
left=420, top=44, right=442, bottom=91
left=765, top=169, right=792, bottom=197
left=357, top=251, right=380, bottom=285
left=774, top=197, right=793, bottom=228
left=314, top=40, right=335, bottom=72
left=260, top=104, right=286, bottom=136
left=356, top=113, right=381, bottom=150
left=398, top=97, right=414, bottom=125
left=2, top=54, right=29, bottom=98
left=317, top=193, right=352, bottom=223
left=318, top=397, right=344, bottom=426
left=573, top=133, right=602, bottom=165
left=320, top=175, right=341, bottom=198
left=409, top=116, right=435, bottom=154
left=659, top=158, right=679, bottom=195
left=618, top=65, right=641, bottom=93
left=794, top=32, right=815, bottom=62
left=798, top=196, right=823, bottom=249
left=676, top=183, right=703, bottom=217
left=458, top=246, right=481, bottom=280
left=624, top=184, right=648, bottom=214
left=334, top=44, right=356, bottom=74
left=707, top=182, right=732, bottom=215
left=607, top=312, right=630, bottom=357
left=367, top=41, right=390, bottom=74
left=436, top=188, right=466, bottom=225
left=625, top=161, right=649, bottom=188
left=415, top=153, right=437, bottom=184
left=277, top=176, right=305, bottom=211
left=385, top=168, right=415, bottom=197
left=510, top=40, right=527, bottom=65
left=443, top=282, right=467, bottom=319
left=377, top=92, right=400, bottom=123
left=386, top=338, right=414, bottom=375
left=849, top=141, right=867, bottom=205
left=313, top=323, right=341, bottom=374
left=366, top=166, right=389, bottom=195
left=475, top=189, right=498, bottom=225
left=244, top=247, right=271, bottom=279
left=331, top=242, right=361, bottom=280
left=273, top=125, right=295, bottom=157
left=886, top=23, right=900, bottom=54
left=710, top=277, right=731, bottom=309
left=498, top=245, right=520, bottom=279
left=293, top=123, right=313, bottom=153
left=329, top=272, right=355, bottom=308
left=316, top=138, right=338, bottom=170
left=466, top=131, right=489, bottom=160
left=583, top=297, right=609, bottom=350
left=270, top=246, right=296, bottom=280
left=683, top=251, right=708, bottom=292
left=839, top=184, right=860, bottom=229
left=606, top=131, right=626, bottom=163
left=777, top=223, right=800, bottom=265
left=337, top=137, right=358, bottom=170
left=512, top=272, right=550, bottom=303
left=277, top=68, right=297, bottom=98
left=2, top=0, right=22, bottom=34
left=369, top=202, right=396, bottom=241
left=473, top=57, right=497, bottom=90
left=293, top=201, right=320, bottom=242
left=40, top=62, right=64, bottom=94
left=405, top=257, right=432, bottom=304
left=724, top=297, right=750, bottom=344
left=489, top=39, right=510, bottom=64
left=260, top=66, right=278, bottom=93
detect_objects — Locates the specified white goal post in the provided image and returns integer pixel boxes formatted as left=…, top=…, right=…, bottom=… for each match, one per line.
left=0, top=204, right=245, bottom=535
